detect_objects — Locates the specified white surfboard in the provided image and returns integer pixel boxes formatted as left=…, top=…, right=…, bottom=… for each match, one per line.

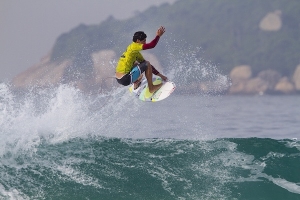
left=129, top=77, right=176, bottom=102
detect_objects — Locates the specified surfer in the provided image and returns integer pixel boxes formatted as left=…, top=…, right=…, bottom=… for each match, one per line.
left=115, top=26, right=168, bottom=93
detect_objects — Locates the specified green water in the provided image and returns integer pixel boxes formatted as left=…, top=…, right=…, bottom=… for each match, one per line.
left=1, top=137, right=299, bottom=200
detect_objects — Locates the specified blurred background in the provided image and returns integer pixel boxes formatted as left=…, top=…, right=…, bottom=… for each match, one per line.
left=1, top=0, right=300, bottom=95
left=0, top=0, right=177, bottom=81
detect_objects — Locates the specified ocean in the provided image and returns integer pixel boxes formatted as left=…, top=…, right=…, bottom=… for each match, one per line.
left=0, top=81, right=299, bottom=200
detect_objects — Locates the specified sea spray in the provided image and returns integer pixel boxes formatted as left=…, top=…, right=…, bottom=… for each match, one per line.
left=1, top=88, right=300, bottom=199
left=2, top=46, right=299, bottom=200
left=0, top=43, right=230, bottom=155
left=165, top=42, right=230, bottom=95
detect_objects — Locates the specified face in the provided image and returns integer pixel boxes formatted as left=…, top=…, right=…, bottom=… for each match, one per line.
left=138, top=38, right=146, bottom=44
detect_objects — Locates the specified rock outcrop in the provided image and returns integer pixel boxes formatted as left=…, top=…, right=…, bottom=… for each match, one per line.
left=12, top=53, right=72, bottom=88
left=12, top=50, right=163, bottom=93
left=259, top=10, right=282, bottom=31
left=257, top=69, right=281, bottom=90
left=92, top=50, right=117, bottom=90
left=275, top=77, right=295, bottom=94
left=228, top=65, right=252, bottom=94
left=11, top=47, right=300, bottom=95
left=228, top=65, right=300, bottom=95
left=293, top=65, right=300, bottom=90
left=230, top=65, right=252, bottom=81
left=244, top=77, right=268, bottom=95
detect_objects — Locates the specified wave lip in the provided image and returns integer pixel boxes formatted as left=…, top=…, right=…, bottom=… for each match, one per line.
left=0, top=138, right=299, bottom=199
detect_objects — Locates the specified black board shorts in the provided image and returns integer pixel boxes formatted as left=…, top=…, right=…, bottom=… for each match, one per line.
left=116, top=61, right=148, bottom=86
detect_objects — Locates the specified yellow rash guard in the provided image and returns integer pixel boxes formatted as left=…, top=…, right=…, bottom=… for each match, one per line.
left=116, top=42, right=145, bottom=74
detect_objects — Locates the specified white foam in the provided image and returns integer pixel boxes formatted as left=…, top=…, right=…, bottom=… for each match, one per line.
left=215, top=140, right=300, bottom=195
left=269, top=176, right=300, bottom=194
left=0, top=45, right=230, bottom=156
left=0, top=83, right=126, bottom=156
left=286, top=139, right=300, bottom=151
left=55, top=164, right=104, bottom=189
left=0, top=183, right=30, bottom=200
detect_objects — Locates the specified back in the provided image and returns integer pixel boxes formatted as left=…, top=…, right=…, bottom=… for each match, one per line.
left=116, top=42, right=144, bottom=74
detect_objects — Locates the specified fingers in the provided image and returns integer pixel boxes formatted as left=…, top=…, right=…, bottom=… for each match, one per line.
left=157, top=26, right=166, bottom=36
left=159, top=26, right=165, bottom=33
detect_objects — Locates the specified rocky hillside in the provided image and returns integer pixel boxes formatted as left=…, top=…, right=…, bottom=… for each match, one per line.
left=228, top=65, right=300, bottom=95
left=12, top=51, right=162, bottom=93
left=11, top=0, right=300, bottom=95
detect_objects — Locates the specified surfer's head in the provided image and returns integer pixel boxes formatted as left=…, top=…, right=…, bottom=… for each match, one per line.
left=133, top=31, right=147, bottom=42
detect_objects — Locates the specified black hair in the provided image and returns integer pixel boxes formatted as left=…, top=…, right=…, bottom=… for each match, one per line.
left=133, top=31, right=147, bottom=42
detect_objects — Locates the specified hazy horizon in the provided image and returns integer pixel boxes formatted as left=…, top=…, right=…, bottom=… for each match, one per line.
left=0, top=0, right=177, bottom=82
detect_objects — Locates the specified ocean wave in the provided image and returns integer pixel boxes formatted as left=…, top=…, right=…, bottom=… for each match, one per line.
left=0, top=137, right=299, bottom=199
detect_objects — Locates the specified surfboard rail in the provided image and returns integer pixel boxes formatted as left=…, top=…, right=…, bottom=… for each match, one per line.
left=129, top=77, right=176, bottom=102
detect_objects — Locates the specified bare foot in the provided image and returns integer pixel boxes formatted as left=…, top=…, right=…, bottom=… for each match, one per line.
left=149, top=83, right=163, bottom=93
left=134, top=81, right=141, bottom=90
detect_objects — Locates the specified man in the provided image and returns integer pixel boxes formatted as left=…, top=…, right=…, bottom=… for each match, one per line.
left=115, top=26, right=168, bottom=93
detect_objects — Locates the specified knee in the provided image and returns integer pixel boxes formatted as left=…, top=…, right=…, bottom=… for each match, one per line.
left=145, top=61, right=150, bottom=66
left=142, top=61, right=152, bottom=72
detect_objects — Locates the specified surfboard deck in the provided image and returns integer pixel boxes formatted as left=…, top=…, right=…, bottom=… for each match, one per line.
left=129, top=77, right=176, bottom=102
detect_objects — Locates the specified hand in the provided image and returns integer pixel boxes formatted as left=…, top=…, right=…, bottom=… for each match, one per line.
left=156, top=26, right=166, bottom=37
left=158, top=74, right=168, bottom=82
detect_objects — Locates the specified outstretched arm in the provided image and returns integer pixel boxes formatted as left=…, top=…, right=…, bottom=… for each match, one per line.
left=142, top=26, right=166, bottom=50
left=142, top=36, right=160, bottom=50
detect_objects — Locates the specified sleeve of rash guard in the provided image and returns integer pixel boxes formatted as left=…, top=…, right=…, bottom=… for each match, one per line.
left=142, top=36, right=160, bottom=50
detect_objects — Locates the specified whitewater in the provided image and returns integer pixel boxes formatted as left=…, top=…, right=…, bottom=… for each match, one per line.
left=0, top=53, right=300, bottom=199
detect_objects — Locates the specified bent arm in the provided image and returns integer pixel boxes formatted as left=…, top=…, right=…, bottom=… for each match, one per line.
left=142, top=36, right=160, bottom=50
left=152, top=65, right=168, bottom=81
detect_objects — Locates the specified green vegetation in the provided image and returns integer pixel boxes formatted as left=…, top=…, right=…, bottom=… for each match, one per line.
left=51, top=0, right=300, bottom=77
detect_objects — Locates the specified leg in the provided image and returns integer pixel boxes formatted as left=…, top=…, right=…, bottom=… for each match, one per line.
left=144, top=61, right=162, bottom=93
left=133, top=74, right=143, bottom=89
left=129, top=65, right=144, bottom=89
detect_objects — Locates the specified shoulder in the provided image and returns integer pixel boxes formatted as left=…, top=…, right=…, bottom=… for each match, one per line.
left=128, top=42, right=143, bottom=51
